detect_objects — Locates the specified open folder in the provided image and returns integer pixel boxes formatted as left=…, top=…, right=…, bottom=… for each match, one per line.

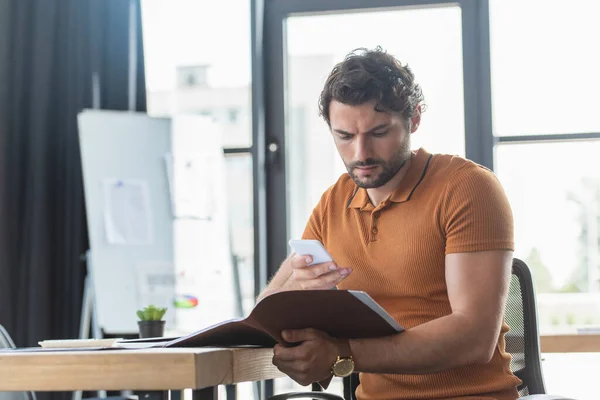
left=36, top=290, right=404, bottom=350
left=121, top=289, right=404, bottom=349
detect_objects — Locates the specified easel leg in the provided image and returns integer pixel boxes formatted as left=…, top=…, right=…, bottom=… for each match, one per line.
left=73, top=272, right=93, bottom=400
left=74, top=252, right=107, bottom=400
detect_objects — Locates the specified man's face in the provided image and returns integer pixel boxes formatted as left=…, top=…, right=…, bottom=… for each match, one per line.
left=329, top=100, right=414, bottom=189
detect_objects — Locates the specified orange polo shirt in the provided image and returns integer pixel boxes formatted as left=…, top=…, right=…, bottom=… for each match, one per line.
left=302, top=148, right=521, bottom=400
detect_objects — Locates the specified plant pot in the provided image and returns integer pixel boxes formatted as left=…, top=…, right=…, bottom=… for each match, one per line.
left=138, top=320, right=166, bottom=339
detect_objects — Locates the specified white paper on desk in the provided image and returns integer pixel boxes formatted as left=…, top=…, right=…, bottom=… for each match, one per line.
left=164, top=153, right=215, bottom=219
left=135, top=262, right=176, bottom=325
left=102, top=179, right=153, bottom=245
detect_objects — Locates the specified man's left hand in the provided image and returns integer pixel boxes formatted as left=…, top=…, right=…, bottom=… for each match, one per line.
left=272, top=328, right=341, bottom=386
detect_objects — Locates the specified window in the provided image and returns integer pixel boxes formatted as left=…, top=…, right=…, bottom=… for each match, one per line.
left=491, top=0, right=600, bottom=330
left=141, top=8, right=255, bottom=399
left=490, top=0, right=600, bottom=136
left=141, top=0, right=252, bottom=148
left=491, top=2, right=600, bottom=398
left=495, top=141, right=600, bottom=331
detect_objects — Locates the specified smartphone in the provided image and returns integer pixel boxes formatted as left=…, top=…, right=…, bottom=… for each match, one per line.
left=288, top=239, right=333, bottom=266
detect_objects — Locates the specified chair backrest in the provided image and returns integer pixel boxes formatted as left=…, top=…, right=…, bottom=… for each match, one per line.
left=0, top=325, right=37, bottom=400
left=504, top=258, right=546, bottom=396
left=0, top=325, right=16, bottom=349
left=346, top=258, right=547, bottom=400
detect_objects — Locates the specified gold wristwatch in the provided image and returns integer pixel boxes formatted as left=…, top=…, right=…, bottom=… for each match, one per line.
left=331, top=355, right=355, bottom=377
left=331, top=339, right=354, bottom=377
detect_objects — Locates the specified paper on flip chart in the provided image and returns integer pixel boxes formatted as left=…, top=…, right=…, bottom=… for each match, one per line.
left=102, top=179, right=153, bottom=245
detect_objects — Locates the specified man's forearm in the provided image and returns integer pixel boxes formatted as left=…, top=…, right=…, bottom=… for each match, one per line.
left=257, top=255, right=298, bottom=302
left=350, top=313, right=498, bottom=374
left=257, top=275, right=295, bottom=302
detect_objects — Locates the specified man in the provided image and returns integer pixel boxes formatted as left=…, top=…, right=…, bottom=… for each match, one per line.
left=259, top=47, right=521, bottom=400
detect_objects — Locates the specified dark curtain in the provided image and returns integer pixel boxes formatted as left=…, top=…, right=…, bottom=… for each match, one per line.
left=0, top=0, right=146, bottom=357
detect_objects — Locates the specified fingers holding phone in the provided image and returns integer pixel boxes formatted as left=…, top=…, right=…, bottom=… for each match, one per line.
left=288, top=240, right=352, bottom=290
left=291, top=254, right=352, bottom=290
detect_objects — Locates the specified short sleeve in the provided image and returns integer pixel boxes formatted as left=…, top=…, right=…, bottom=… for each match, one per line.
left=442, top=164, right=514, bottom=254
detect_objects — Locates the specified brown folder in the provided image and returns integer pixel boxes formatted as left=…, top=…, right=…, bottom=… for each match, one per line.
left=121, top=290, right=404, bottom=348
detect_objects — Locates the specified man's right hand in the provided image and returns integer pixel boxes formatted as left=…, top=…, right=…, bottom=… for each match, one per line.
left=289, top=254, right=352, bottom=290
left=257, top=253, right=353, bottom=302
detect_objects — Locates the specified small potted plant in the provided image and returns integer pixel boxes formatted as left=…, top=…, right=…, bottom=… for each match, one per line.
left=137, top=305, right=167, bottom=338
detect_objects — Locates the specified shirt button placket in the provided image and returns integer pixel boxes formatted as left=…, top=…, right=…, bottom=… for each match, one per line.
left=371, top=212, right=379, bottom=240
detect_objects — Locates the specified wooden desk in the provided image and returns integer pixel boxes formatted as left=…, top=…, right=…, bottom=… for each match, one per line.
left=2, top=336, right=598, bottom=398
left=0, top=347, right=285, bottom=399
left=540, top=334, right=600, bottom=353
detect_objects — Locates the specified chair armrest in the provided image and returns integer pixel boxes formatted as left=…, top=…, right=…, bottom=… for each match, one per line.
left=520, top=395, right=577, bottom=400
left=268, top=392, right=344, bottom=400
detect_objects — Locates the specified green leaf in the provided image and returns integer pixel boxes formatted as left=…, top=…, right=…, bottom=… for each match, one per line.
left=137, top=305, right=167, bottom=321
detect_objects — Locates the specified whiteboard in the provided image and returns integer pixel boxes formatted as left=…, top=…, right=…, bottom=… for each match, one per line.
left=78, top=110, right=174, bottom=334
left=78, top=110, right=237, bottom=335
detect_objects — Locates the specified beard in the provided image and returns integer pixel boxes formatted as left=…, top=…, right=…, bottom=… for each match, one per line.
left=346, top=147, right=411, bottom=189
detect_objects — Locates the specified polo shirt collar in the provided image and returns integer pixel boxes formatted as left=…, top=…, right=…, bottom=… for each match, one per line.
left=347, top=147, right=432, bottom=209
left=389, top=147, right=432, bottom=203
left=347, top=185, right=369, bottom=209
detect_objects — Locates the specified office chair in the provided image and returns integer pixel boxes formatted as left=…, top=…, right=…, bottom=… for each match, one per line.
left=0, top=324, right=37, bottom=400
left=268, top=258, right=576, bottom=400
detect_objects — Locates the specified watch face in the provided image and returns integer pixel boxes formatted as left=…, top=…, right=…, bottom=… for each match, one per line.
left=333, top=358, right=355, bottom=377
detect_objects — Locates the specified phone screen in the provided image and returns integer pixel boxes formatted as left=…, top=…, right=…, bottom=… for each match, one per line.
left=288, top=239, right=333, bottom=266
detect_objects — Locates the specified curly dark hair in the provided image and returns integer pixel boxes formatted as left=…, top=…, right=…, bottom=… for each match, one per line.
left=318, top=47, right=425, bottom=126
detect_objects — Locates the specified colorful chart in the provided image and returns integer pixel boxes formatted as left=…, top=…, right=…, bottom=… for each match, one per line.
left=174, top=294, right=199, bottom=308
